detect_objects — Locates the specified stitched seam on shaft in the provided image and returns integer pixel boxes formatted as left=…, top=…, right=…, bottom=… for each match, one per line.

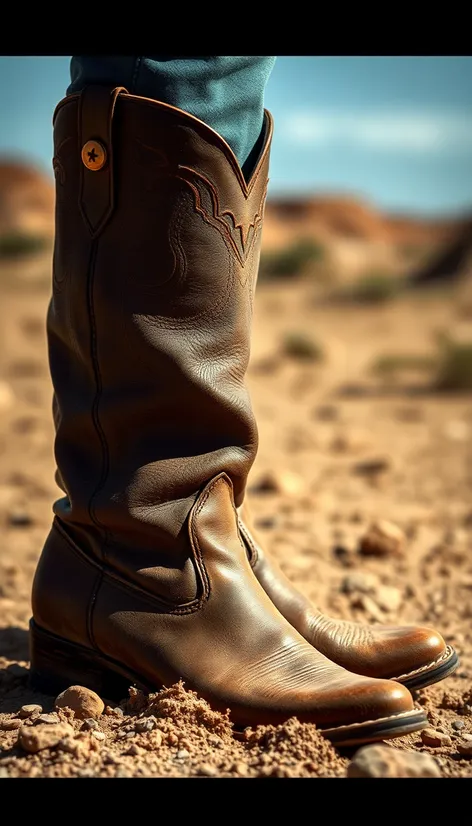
left=52, top=518, right=204, bottom=614
left=238, top=519, right=258, bottom=568
left=85, top=240, right=112, bottom=648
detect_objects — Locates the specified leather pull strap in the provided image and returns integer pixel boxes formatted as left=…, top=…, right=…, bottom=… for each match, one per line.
left=78, top=85, right=128, bottom=238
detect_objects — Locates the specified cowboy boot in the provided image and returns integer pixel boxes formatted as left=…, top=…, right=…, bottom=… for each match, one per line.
left=30, top=85, right=428, bottom=747
left=239, top=504, right=458, bottom=690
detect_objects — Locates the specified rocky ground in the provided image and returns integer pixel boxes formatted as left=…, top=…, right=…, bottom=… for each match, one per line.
left=1, top=271, right=472, bottom=779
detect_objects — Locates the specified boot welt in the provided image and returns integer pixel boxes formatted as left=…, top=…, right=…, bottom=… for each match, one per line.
left=29, top=619, right=428, bottom=748
left=392, top=645, right=459, bottom=691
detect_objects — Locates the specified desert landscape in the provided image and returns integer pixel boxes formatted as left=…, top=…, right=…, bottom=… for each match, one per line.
left=1, top=161, right=472, bottom=778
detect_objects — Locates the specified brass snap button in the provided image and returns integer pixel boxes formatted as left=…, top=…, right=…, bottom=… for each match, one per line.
left=81, top=140, right=107, bottom=171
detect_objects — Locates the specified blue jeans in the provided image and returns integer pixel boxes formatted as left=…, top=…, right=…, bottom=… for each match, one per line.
left=68, top=56, right=276, bottom=180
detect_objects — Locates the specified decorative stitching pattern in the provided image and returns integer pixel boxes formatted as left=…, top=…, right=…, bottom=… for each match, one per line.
left=136, top=140, right=268, bottom=268
left=320, top=708, right=426, bottom=735
left=238, top=518, right=258, bottom=568
left=392, top=645, right=454, bottom=681
left=176, top=167, right=268, bottom=268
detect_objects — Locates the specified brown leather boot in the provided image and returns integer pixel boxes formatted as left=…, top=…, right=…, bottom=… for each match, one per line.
left=239, top=505, right=458, bottom=690
left=30, top=85, right=428, bottom=747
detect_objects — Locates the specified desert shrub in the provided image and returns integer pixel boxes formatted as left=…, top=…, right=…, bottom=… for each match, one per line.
left=434, top=337, right=472, bottom=392
left=259, top=238, right=325, bottom=281
left=347, top=272, right=401, bottom=304
left=0, top=231, right=49, bottom=259
left=370, top=353, right=436, bottom=380
left=282, top=332, right=325, bottom=362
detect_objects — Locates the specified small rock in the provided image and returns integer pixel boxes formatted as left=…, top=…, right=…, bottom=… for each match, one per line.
left=250, top=470, right=304, bottom=497
left=358, top=520, right=406, bottom=558
left=177, top=749, right=190, bottom=760
left=91, top=730, right=106, bottom=741
left=341, top=571, right=379, bottom=595
left=452, top=720, right=466, bottom=732
left=421, top=728, right=452, bottom=747
left=82, top=718, right=99, bottom=731
left=1, top=718, right=23, bottom=730
left=352, top=457, right=391, bottom=477
left=457, top=741, right=472, bottom=756
left=55, top=685, right=105, bottom=719
left=375, top=585, right=403, bottom=613
left=198, top=763, right=217, bottom=777
left=8, top=510, right=33, bottom=528
left=232, top=762, right=248, bottom=776
left=112, top=707, right=124, bottom=717
left=18, top=722, right=74, bottom=754
left=347, top=744, right=441, bottom=778
left=135, top=717, right=156, bottom=733
left=350, top=594, right=385, bottom=623
left=19, top=704, right=42, bottom=719
left=36, top=712, right=60, bottom=725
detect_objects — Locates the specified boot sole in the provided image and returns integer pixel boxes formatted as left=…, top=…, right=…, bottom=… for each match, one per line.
left=29, top=619, right=428, bottom=748
left=393, top=645, right=459, bottom=691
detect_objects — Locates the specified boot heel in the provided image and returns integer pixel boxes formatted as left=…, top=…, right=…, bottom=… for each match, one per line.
left=29, top=620, right=133, bottom=702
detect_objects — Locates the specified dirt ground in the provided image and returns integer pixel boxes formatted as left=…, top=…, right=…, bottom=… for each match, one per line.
left=1, top=271, right=472, bottom=779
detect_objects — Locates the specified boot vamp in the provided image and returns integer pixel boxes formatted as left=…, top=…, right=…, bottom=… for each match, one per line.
left=308, top=614, right=446, bottom=680
left=93, top=475, right=414, bottom=727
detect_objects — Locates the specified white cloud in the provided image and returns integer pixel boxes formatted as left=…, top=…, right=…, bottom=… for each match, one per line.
left=282, top=109, right=472, bottom=154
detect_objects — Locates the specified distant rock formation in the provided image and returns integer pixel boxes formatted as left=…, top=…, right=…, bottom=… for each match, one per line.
left=263, top=195, right=466, bottom=248
left=0, top=159, right=54, bottom=239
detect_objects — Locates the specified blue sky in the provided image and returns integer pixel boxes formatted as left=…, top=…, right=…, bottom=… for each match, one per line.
left=1, top=56, right=471, bottom=217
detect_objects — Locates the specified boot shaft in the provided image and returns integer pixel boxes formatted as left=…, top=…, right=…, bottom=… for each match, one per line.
left=49, top=86, right=272, bottom=568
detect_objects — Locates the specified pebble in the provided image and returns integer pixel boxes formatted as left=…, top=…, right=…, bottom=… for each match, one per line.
left=421, top=728, right=452, bottom=747
left=8, top=510, right=33, bottom=528
left=341, top=571, right=379, bottom=595
left=358, top=520, right=406, bottom=558
left=250, top=470, right=304, bottom=497
left=135, top=718, right=156, bottom=733
left=19, top=704, right=42, bottom=719
left=352, top=457, right=391, bottom=477
left=198, top=763, right=218, bottom=777
left=36, top=713, right=60, bottom=725
left=1, top=718, right=23, bottom=730
left=55, top=685, right=105, bottom=719
left=91, top=730, right=106, bottom=741
left=347, top=744, right=441, bottom=778
left=82, top=718, right=99, bottom=731
left=350, top=594, right=385, bottom=623
left=177, top=749, right=190, bottom=760
left=375, top=585, right=403, bottom=612
left=452, top=720, right=466, bottom=732
left=18, top=722, right=74, bottom=754
left=457, top=741, right=472, bottom=757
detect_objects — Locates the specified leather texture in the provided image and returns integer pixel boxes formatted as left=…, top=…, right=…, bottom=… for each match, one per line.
left=239, top=503, right=450, bottom=681
left=31, top=86, right=420, bottom=731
